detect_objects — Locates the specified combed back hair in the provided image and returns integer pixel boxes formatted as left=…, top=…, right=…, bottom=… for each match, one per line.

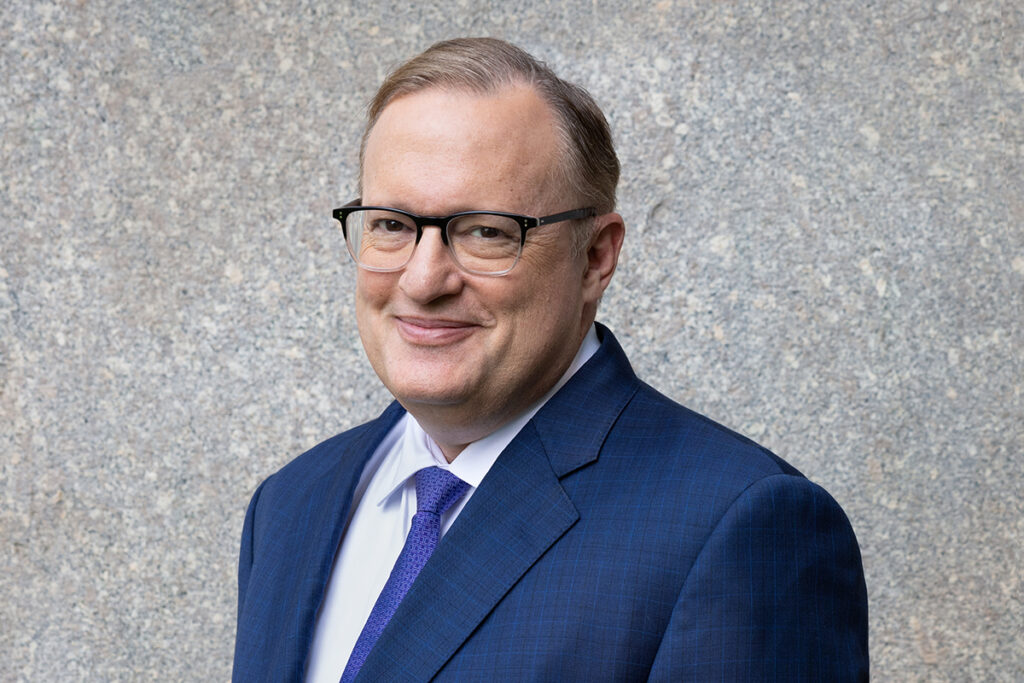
left=359, top=37, right=620, bottom=217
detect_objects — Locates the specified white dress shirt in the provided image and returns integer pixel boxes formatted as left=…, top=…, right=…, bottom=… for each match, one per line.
left=305, top=325, right=600, bottom=682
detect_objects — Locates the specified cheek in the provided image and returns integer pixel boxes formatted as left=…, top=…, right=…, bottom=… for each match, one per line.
left=355, top=273, right=392, bottom=312
left=498, top=278, right=580, bottom=349
left=354, top=275, right=395, bottom=356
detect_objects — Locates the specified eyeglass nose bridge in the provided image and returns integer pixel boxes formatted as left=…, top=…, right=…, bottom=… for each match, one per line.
left=400, top=221, right=460, bottom=273
left=407, top=216, right=454, bottom=248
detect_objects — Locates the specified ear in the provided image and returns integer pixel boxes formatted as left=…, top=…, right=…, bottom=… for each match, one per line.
left=581, top=212, right=625, bottom=304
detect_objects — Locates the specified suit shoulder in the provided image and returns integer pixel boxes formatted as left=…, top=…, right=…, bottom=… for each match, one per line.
left=592, top=381, right=864, bottom=590
left=599, top=382, right=865, bottom=571
left=605, top=380, right=806, bottom=492
left=257, top=402, right=404, bottom=499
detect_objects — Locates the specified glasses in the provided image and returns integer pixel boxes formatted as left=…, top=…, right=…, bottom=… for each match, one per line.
left=332, top=200, right=596, bottom=276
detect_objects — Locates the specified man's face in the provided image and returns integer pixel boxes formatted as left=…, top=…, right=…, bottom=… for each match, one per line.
left=355, top=84, right=600, bottom=452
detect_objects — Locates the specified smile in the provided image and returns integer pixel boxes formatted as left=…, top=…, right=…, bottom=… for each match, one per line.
left=394, top=316, right=479, bottom=346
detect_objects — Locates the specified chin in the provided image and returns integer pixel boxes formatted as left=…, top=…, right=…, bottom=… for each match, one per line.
left=386, top=375, right=475, bottom=408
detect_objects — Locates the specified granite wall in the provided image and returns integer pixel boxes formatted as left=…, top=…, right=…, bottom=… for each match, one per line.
left=2, top=1, right=1021, bottom=680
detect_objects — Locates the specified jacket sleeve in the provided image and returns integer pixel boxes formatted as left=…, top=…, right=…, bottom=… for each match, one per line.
left=648, top=473, right=869, bottom=682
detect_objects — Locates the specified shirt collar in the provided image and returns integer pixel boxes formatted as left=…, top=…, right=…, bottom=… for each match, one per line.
left=372, top=413, right=448, bottom=506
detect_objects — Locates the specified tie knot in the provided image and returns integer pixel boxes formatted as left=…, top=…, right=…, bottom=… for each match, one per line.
left=414, top=466, right=469, bottom=516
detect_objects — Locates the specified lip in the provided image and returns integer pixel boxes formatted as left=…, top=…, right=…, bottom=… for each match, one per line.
left=394, top=316, right=479, bottom=346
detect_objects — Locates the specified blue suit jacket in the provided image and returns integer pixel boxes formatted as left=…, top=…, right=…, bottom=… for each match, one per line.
left=233, top=325, right=868, bottom=681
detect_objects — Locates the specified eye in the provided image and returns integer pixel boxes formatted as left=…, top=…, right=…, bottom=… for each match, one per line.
left=469, top=225, right=503, bottom=239
left=368, top=218, right=413, bottom=234
left=450, top=218, right=518, bottom=241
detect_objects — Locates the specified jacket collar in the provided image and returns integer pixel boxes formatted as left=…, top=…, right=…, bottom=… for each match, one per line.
left=531, top=322, right=640, bottom=477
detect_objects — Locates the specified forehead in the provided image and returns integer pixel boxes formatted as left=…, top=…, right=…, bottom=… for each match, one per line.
left=361, top=85, right=565, bottom=212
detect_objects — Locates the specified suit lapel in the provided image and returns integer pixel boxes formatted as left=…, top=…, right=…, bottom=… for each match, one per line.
left=356, top=324, right=640, bottom=681
left=269, top=402, right=406, bottom=677
left=306, top=404, right=403, bottom=564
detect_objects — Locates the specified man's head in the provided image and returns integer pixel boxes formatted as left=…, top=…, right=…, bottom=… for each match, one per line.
left=351, top=38, right=624, bottom=458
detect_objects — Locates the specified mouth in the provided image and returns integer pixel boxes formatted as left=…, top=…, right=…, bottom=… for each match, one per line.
left=394, top=316, right=479, bottom=346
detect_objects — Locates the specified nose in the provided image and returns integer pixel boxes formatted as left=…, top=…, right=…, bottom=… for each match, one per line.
left=398, top=225, right=464, bottom=303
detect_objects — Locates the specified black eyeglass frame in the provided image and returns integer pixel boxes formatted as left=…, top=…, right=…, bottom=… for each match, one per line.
left=332, top=200, right=597, bottom=275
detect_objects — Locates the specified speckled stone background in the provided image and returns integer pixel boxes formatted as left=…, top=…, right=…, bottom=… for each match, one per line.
left=1, top=0, right=1020, bottom=680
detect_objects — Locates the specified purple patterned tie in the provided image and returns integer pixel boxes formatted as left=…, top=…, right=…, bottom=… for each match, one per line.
left=340, top=466, right=469, bottom=683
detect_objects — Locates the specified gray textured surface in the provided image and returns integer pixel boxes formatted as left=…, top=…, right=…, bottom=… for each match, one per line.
left=1, top=1, right=1021, bottom=680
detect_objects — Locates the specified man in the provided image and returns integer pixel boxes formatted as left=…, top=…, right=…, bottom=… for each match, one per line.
left=233, top=38, right=868, bottom=681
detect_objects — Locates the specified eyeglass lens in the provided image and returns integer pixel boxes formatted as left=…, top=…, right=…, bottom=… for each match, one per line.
left=344, top=209, right=522, bottom=274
